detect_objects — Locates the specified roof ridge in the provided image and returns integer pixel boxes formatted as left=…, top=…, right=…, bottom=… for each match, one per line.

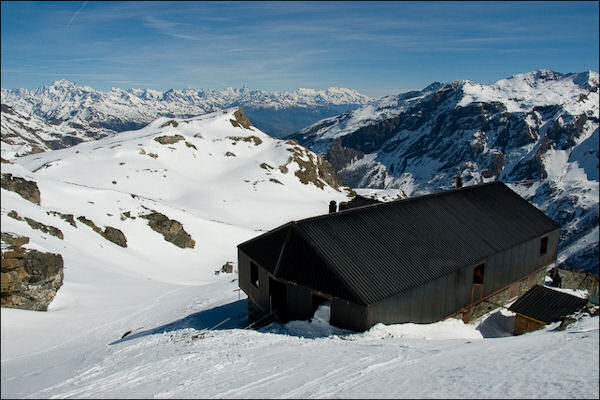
left=293, top=181, right=504, bottom=225
left=273, top=226, right=293, bottom=277
left=237, top=221, right=294, bottom=248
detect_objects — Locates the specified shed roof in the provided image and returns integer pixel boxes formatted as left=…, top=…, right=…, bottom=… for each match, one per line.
left=508, top=284, right=588, bottom=324
left=238, top=181, right=561, bottom=305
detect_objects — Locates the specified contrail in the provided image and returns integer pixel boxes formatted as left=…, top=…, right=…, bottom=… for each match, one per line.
left=65, top=1, right=88, bottom=29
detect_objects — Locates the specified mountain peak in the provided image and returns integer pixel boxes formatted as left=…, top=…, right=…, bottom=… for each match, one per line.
left=49, top=79, right=78, bottom=88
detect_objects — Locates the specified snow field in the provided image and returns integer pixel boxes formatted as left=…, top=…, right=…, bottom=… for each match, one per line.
left=1, top=107, right=598, bottom=398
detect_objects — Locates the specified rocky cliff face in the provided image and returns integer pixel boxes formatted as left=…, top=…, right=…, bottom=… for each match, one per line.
left=292, top=70, right=599, bottom=274
left=1, top=233, right=64, bottom=311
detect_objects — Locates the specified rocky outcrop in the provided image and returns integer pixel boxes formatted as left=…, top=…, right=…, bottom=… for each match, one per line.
left=102, top=227, right=128, bottom=248
left=46, top=211, right=77, bottom=227
left=159, top=120, right=179, bottom=128
left=230, top=107, right=253, bottom=129
left=77, top=216, right=127, bottom=248
left=154, top=134, right=185, bottom=145
left=1, top=173, right=41, bottom=205
left=1, top=232, right=64, bottom=311
left=279, top=144, right=344, bottom=190
left=552, top=268, right=599, bottom=298
left=24, top=217, right=64, bottom=240
left=227, top=135, right=263, bottom=146
left=326, top=138, right=365, bottom=171
left=140, top=211, right=195, bottom=249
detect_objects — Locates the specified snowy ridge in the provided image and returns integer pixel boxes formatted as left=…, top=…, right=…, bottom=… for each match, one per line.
left=1, top=104, right=115, bottom=158
left=292, top=69, right=599, bottom=273
left=1, top=81, right=372, bottom=137
left=460, top=69, right=599, bottom=114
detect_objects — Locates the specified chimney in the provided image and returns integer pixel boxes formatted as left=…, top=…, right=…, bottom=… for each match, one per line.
left=329, top=200, right=337, bottom=214
left=455, top=175, right=463, bottom=188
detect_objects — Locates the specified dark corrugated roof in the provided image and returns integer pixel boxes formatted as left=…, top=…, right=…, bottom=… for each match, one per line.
left=239, top=181, right=561, bottom=305
left=239, top=223, right=291, bottom=274
left=509, top=284, right=588, bottom=323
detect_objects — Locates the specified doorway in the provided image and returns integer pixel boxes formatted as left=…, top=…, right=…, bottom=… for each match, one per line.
left=269, top=277, right=287, bottom=321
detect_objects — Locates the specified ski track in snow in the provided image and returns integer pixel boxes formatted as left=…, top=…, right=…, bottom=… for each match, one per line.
left=22, top=318, right=599, bottom=399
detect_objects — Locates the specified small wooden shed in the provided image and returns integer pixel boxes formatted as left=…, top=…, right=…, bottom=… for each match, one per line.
left=508, top=284, right=588, bottom=335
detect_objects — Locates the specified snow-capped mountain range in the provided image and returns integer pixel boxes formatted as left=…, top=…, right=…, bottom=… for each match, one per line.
left=1, top=81, right=372, bottom=138
left=292, top=70, right=599, bottom=273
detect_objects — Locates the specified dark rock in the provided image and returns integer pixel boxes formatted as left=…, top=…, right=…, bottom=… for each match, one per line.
left=1, top=173, right=41, bottom=205
left=77, top=216, right=127, bottom=247
left=8, top=210, right=23, bottom=221
left=154, top=134, right=185, bottom=145
left=280, top=145, right=343, bottom=190
left=553, top=268, right=599, bottom=298
left=1, top=103, right=17, bottom=115
left=24, top=217, right=64, bottom=240
left=554, top=316, right=578, bottom=331
left=47, top=211, right=77, bottom=227
left=230, top=107, right=253, bottom=129
left=140, top=211, right=195, bottom=249
left=77, top=216, right=103, bottom=233
left=160, top=120, right=179, bottom=128
left=1, top=232, right=64, bottom=311
left=326, top=138, right=365, bottom=171
left=103, top=226, right=128, bottom=248
left=227, top=135, right=263, bottom=146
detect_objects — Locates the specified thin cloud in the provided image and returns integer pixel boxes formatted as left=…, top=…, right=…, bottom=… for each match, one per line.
left=142, top=16, right=179, bottom=30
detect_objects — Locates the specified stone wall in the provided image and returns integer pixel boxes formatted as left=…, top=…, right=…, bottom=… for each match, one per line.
left=460, top=268, right=546, bottom=323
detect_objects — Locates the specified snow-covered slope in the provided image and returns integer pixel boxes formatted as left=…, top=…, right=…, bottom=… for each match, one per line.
left=1, top=107, right=598, bottom=398
left=5, top=107, right=347, bottom=233
left=1, top=103, right=115, bottom=159
left=1, top=81, right=372, bottom=138
left=292, top=70, right=600, bottom=274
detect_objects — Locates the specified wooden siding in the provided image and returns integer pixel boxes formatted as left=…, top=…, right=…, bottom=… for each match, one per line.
left=514, top=314, right=546, bottom=335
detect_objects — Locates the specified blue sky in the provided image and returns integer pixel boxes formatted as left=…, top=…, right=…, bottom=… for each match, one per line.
left=1, top=1, right=598, bottom=97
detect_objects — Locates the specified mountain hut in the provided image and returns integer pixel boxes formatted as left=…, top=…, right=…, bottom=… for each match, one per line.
left=237, top=182, right=561, bottom=331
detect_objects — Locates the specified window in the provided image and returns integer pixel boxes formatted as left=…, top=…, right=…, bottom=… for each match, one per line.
left=250, top=262, right=259, bottom=288
left=473, top=263, right=485, bottom=284
left=540, top=236, right=548, bottom=255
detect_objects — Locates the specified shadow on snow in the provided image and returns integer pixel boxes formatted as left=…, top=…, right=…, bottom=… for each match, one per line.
left=109, top=299, right=353, bottom=345
left=109, top=299, right=249, bottom=345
